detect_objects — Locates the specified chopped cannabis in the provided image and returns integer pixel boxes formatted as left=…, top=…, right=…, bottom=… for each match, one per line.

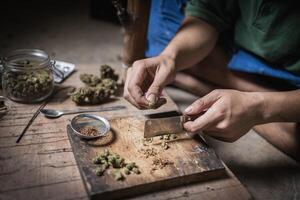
left=92, top=149, right=140, bottom=181
left=95, top=166, right=106, bottom=176
left=151, top=157, right=174, bottom=172
left=70, top=65, right=118, bottom=105
left=159, top=134, right=177, bottom=141
left=113, top=170, right=124, bottom=181
left=161, top=141, right=169, bottom=150
left=140, top=148, right=158, bottom=158
left=123, top=168, right=130, bottom=175
left=132, top=167, right=141, bottom=174
left=80, top=126, right=99, bottom=136
left=170, top=134, right=177, bottom=140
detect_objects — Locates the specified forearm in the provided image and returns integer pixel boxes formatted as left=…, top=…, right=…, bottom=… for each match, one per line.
left=256, top=90, right=300, bottom=123
left=161, top=16, right=219, bottom=71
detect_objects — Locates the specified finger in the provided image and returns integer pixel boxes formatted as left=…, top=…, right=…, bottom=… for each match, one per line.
left=183, top=106, right=221, bottom=133
left=123, top=68, right=146, bottom=109
left=146, top=61, right=174, bottom=104
left=127, top=66, right=149, bottom=108
left=128, top=84, right=149, bottom=108
left=184, top=90, right=220, bottom=115
left=124, top=88, right=145, bottom=109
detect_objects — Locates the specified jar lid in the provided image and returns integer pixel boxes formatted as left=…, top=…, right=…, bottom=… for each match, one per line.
left=3, top=49, right=50, bottom=70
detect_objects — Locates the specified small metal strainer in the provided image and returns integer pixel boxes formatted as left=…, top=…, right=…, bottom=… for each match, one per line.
left=70, top=114, right=110, bottom=139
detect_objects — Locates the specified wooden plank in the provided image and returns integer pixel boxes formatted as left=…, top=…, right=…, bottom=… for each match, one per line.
left=67, top=116, right=225, bottom=200
left=0, top=180, right=87, bottom=200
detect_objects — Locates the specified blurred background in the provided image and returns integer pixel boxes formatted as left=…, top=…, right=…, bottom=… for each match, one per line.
left=1, top=1, right=300, bottom=199
left=0, top=0, right=122, bottom=65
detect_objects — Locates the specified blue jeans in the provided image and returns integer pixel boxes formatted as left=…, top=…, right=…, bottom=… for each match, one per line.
left=145, top=0, right=300, bottom=87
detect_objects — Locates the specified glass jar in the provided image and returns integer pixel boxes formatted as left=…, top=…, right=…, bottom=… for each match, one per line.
left=1, top=49, right=55, bottom=103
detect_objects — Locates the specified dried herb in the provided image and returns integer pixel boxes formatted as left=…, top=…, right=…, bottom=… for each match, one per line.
left=70, top=65, right=118, bottom=105
left=3, top=70, right=53, bottom=100
left=80, top=74, right=101, bottom=86
left=161, top=141, right=169, bottom=150
left=140, top=148, right=157, bottom=158
left=95, top=166, right=106, bottom=176
left=113, top=170, right=124, bottom=181
left=92, top=149, right=140, bottom=181
left=132, top=167, right=141, bottom=174
left=159, top=134, right=177, bottom=141
left=151, top=158, right=174, bottom=172
left=100, top=64, right=118, bottom=80
left=80, top=126, right=99, bottom=136
left=123, top=168, right=130, bottom=175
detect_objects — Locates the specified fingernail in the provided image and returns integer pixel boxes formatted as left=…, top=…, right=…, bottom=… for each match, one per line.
left=184, top=106, right=193, bottom=114
left=146, top=94, right=157, bottom=104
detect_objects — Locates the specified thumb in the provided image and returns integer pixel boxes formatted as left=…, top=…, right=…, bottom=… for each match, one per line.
left=184, top=90, right=220, bottom=115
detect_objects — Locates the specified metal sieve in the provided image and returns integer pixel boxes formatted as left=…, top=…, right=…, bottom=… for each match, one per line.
left=70, top=114, right=110, bottom=139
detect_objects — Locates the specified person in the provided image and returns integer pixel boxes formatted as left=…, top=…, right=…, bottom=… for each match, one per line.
left=123, top=0, right=300, bottom=160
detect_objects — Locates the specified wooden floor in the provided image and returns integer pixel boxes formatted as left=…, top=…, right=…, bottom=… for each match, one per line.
left=0, top=1, right=252, bottom=199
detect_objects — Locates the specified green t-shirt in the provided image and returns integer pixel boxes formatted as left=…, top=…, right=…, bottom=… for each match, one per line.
left=186, top=0, right=300, bottom=76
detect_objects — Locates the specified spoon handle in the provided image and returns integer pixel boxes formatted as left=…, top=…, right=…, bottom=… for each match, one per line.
left=62, top=105, right=126, bottom=115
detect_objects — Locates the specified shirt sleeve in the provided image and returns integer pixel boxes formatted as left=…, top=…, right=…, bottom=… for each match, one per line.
left=185, top=0, right=238, bottom=32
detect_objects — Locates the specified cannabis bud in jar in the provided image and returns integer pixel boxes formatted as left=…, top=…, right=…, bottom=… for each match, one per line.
left=70, top=65, right=119, bottom=105
left=2, top=49, right=54, bottom=103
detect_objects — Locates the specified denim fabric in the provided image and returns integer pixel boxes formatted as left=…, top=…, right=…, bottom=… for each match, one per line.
left=145, top=0, right=188, bottom=57
left=229, top=50, right=300, bottom=87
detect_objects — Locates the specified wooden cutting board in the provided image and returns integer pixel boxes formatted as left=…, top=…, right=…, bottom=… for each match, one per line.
left=67, top=116, right=225, bottom=200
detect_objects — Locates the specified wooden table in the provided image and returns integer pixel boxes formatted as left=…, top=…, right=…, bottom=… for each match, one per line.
left=0, top=63, right=251, bottom=200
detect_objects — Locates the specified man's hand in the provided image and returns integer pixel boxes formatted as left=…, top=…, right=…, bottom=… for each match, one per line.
left=124, top=16, right=219, bottom=109
left=123, top=54, right=176, bottom=109
left=183, top=89, right=264, bottom=142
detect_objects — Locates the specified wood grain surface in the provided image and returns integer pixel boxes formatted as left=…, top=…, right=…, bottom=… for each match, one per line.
left=67, top=115, right=225, bottom=200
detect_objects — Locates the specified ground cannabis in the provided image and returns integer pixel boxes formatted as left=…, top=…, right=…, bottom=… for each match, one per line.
left=70, top=65, right=118, bottom=105
left=151, top=157, right=174, bottom=173
left=3, top=70, right=53, bottom=101
left=159, top=134, right=177, bottom=141
left=161, top=141, right=169, bottom=150
left=80, top=126, right=99, bottom=136
left=92, top=149, right=140, bottom=181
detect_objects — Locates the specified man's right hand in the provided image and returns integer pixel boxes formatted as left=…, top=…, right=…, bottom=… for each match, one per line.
left=123, top=54, right=176, bottom=109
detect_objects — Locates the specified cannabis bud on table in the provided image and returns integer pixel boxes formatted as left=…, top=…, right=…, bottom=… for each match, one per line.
left=70, top=65, right=119, bottom=105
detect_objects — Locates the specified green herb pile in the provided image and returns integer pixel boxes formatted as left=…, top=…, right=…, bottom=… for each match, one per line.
left=92, top=149, right=140, bottom=181
left=70, top=65, right=118, bottom=105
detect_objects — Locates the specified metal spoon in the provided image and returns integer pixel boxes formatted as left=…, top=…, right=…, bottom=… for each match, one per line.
left=40, top=105, right=126, bottom=118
